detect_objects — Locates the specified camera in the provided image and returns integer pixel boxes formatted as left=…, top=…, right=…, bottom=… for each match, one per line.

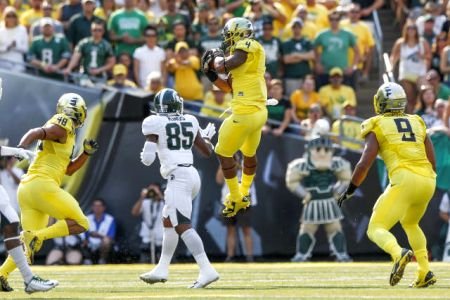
left=147, top=188, right=157, bottom=199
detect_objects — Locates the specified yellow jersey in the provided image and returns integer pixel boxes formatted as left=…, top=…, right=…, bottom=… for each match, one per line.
left=331, top=118, right=363, bottom=151
left=230, top=38, right=267, bottom=114
left=319, top=84, right=357, bottom=120
left=290, top=90, right=320, bottom=120
left=26, top=114, right=76, bottom=185
left=361, top=113, right=435, bottom=179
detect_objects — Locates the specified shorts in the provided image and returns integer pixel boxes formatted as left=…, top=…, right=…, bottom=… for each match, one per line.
left=222, top=206, right=252, bottom=227
left=162, top=166, right=200, bottom=227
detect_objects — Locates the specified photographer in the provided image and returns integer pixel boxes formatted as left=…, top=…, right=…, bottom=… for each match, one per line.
left=131, top=182, right=164, bottom=263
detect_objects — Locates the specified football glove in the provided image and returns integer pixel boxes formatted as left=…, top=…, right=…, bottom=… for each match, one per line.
left=337, top=183, right=358, bottom=207
left=201, top=50, right=220, bottom=83
left=83, top=139, right=99, bottom=156
left=200, top=122, right=216, bottom=140
left=16, top=148, right=36, bottom=162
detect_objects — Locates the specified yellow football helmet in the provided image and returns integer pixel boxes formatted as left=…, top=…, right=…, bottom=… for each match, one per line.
left=56, top=93, right=87, bottom=128
left=373, top=82, right=407, bottom=114
left=222, top=17, right=253, bottom=51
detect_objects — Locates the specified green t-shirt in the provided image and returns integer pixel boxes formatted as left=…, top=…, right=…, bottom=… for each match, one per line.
left=75, top=37, right=114, bottom=74
left=29, top=34, right=71, bottom=78
left=281, top=37, right=312, bottom=79
left=258, top=36, right=282, bottom=78
left=438, top=84, right=450, bottom=100
left=267, top=98, right=291, bottom=123
left=225, top=0, right=246, bottom=17
left=107, top=8, right=148, bottom=55
left=313, top=29, right=356, bottom=72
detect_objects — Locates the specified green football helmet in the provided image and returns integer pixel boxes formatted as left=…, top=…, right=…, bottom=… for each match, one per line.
left=222, top=17, right=253, bottom=51
left=373, top=82, right=407, bottom=114
left=153, top=88, right=183, bottom=115
left=56, top=93, right=87, bottom=128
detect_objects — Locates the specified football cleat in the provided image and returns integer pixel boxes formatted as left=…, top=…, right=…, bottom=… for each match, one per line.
left=409, top=271, right=437, bottom=288
left=21, top=231, right=43, bottom=265
left=24, top=276, right=58, bottom=294
left=0, top=276, right=13, bottom=292
left=390, top=248, right=413, bottom=286
left=139, top=270, right=168, bottom=284
left=189, top=269, right=219, bottom=289
left=222, top=195, right=250, bottom=218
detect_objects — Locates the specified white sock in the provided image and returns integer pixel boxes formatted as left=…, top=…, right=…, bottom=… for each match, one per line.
left=181, top=229, right=211, bottom=271
left=157, top=227, right=179, bottom=271
left=8, top=245, right=33, bottom=283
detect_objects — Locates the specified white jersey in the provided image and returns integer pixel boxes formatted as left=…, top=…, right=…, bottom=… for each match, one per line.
left=142, top=114, right=200, bottom=178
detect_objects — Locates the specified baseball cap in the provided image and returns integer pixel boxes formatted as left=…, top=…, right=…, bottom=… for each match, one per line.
left=113, top=64, right=127, bottom=76
left=291, top=18, right=303, bottom=28
left=329, top=67, right=343, bottom=76
left=175, top=41, right=189, bottom=53
left=82, top=0, right=95, bottom=4
left=40, top=17, right=53, bottom=27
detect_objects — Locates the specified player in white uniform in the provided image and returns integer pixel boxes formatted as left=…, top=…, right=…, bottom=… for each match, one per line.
left=138, top=88, right=219, bottom=288
left=0, top=79, right=58, bottom=294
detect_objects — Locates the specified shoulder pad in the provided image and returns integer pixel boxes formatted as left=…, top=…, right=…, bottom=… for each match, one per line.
left=235, top=38, right=259, bottom=53
left=361, top=116, right=379, bottom=138
left=142, top=115, right=164, bottom=136
left=48, top=114, right=74, bottom=132
left=287, top=158, right=309, bottom=175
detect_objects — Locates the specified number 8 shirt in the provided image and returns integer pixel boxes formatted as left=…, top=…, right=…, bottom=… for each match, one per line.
left=360, top=113, right=436, bottom=180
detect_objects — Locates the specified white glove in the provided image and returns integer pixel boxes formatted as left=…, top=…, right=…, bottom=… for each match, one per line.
left=200, top=123, right=216, bottom=140
left=16, top=148, right=36, bottom=162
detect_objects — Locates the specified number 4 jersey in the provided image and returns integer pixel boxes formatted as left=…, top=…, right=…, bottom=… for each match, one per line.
left=361, top=113, right=435, bottom=179
left=142, top=114, right=200, bottom=178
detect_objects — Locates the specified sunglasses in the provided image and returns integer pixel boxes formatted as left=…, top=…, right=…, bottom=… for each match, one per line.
left=312, top=147, right=331, bottom=152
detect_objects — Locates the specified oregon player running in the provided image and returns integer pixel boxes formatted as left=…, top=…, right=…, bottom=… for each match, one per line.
left=0, top=93, right=99, bottom=285
left=201, top=17, right=267, bottom=217
left=338, top=82, right=437, bottom=288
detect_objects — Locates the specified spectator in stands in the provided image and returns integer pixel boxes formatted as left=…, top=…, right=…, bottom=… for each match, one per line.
left=31, top=1, right=64, bottom=38
left=431, top=32, right=447, bottom=79
left=202, top=0, right=224, bottom=18
left=225, top=0, right=246, bottom=17
left=131, top=182, right=164, bottom=263
left=160, top=0, right=189, bottom=35
left=263, top=79, right=292, bottom=136
left=137, top=0, right=155, bottom=23
left=20, top=0, right=44, bottom=30
left=107, top=0, right=148, bottom=56
left=258, top=19, right=282, bottom=79
left=0, top=7, right=28, bottom=72
left=416, top=84, right=438, bottom=128
left=420, top=15, right=436, bottom=46
left=93, top=0, right=115, bottom=21
left=64, top=20, right=115, bottom=80
left=82, top=198, right=117, bottom=265
left=427, top=99, right=450, bottom=136
left=0, top=0, right=8, bottom=22
left=304, top=0, right=329, bottom=31
left=67, top=0, right=102, bottom=48
left=244, top=0, right=287, bottom=39
left=201, top=84, right=232, bottom=119
left=166, top=41, right=203, bottom=111
left=165, top=21, right=197, bottom=58
left=314, top=11, right=359, bottom=89
left=440, top=36, right=450, bottom=86
left=319, top=67, right=357, bottom=121
left=290, top=75, right=320, bottom=123
left=117, top=52, right=134, bottom=80
left=145, top=71, right=164, bottom=94
left=107, top=63, right=136, bottom=87
left=427, top=69, right=450, bottom=100
left=331, top=101, right=363, bottom=151
left=281, top=4, right=318, bottom=42
left=133, top=25, right=166, bottom=88
left=58, top=0, right=82, bottom=31
left=199, top=15, right=222, bottom=54
left=442, top=2, right=450, bottom=36
left=417, top=1, right=446, bottom=37
left=390, top=21, right=430, bottom=113
left=300, top=103, right=330, bottom=138
left=191, top=3, right=210, bottom=40
left=341, top=3, right=375, bottom=84
left=29, top=18, right=71, bottom=79
left=352, top=0, right=384, bottom=29
left=46, top=235, right=83, bottom=265
left=10, top=0, right=29, bottom=16
left=0, top=155, right=23, bottom=213
left=438, top=192, right=450, bottom=261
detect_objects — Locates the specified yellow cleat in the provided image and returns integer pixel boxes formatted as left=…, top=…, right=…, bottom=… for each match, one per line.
left=21, top=231, right=43, bottom=265
left=389, top=248, right=413, bottom=286
left=222, top=195, right=250, bottom=218
left=409, top=271, right=437, bottom=288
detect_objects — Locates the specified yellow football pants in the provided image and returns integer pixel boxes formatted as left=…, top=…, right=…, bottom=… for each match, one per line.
left=215, top=108, right=267, bottom=158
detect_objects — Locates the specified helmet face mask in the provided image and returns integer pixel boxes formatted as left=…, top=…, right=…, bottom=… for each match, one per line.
left=153, top=88, right=183, bottom=115
left=56, top=93, right=87, bottom=128
left=373, top=82, right=407, bottom=114
left=222, top=17, right=254, bottom=52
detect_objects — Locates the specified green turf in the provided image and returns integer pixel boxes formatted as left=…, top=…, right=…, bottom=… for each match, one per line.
left=2, top=262, right=449, bottom=299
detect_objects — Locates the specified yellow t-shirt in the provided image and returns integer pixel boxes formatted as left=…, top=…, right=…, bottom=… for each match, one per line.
left=279, top=0, right=302, bottom=19
left=172, top=56, right=203, bottom=101
left=230, top=38, right=267, bottom=114
left=331, top=118, right=363, bottom=150
left=280, top=20, right=318, bottom=42
left=20, top=9, right=43, bottom=27
left=319, top=84, right=357, bottom=120
left=200, top=91, right=232, bottom=119
left=340, top=19, right=375, bottom=69
left=303, top=2, right=329, bottom=30
left=361, top=113, right=435, bottom=179
left=26, top=114, right=76, bottom=185
left=290, top=90, right=320, bottom=120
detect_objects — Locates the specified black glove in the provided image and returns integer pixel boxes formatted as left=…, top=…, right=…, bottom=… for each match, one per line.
left=83, top=139, right=99, bottom=156
left=201, top=49, right=214, bottom=73
left=337, top=183, right=358, bottom=207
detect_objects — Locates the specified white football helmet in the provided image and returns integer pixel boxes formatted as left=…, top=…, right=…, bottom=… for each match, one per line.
left=373, top=82, right=407, bottom=114
left=56, top=93, right=87, bottom=128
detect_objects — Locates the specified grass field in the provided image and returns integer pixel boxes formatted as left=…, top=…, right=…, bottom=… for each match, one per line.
left=2, top=262, right=449, bottom=299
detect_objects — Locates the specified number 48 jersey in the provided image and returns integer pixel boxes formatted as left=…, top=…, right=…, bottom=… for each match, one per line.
left=361, top=113, right=435, bottom=179
left=142, top=114, right=200, bottom=178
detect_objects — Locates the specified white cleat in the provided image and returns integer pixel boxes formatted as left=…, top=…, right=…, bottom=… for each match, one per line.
left=139, top=270, right=168, bottom=284
left=24, top=276, right=58, bottom=294
left=189, top=269, right=219, bottom=289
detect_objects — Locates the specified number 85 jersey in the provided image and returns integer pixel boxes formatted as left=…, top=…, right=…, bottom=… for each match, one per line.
left=361, top=113, right=435, bottom=179
left=142, top=114, right=200, bottom=178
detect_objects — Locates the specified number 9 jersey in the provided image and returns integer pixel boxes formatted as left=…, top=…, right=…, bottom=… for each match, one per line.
left=361, top=113, right=435, bottom=179
left=142, top=114, right=200, bottom=179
